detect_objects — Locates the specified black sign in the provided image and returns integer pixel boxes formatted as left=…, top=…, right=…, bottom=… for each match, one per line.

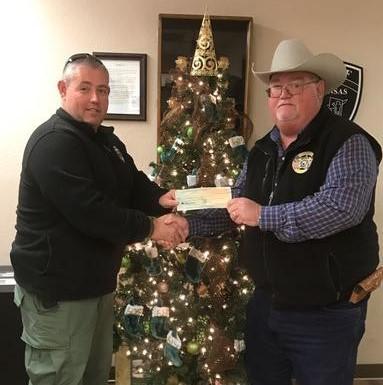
left=324, top=62, right=363, bottom=121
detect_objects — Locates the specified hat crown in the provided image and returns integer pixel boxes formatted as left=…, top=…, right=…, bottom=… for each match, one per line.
left=253, top=38, right=346, bottom=94
left=271, top=39, right=314, bottom=72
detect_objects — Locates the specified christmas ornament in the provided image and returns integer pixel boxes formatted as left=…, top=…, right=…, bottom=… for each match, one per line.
left=214, top=174, right=230, bottom=187
left=157, top=145, right=164, bottom=154
left=196, top=282, right=208, bottom=297
left=157, top=281, right=169, bottom=293
left=160, top=148, right=176, bottom=162
left=145, top=244, right=159, bottom=258
left=143, top=320, right=151, bottom=335
left=143, top=245, right=162, bottom=276
left=148, top=163, right=157, bottom=179
left=123, top=298, right=145, bottom=338
left=167, top=97, right=178, bottom=109
left=184, top=247, right=209, bottom=283
left=186, top=125, right=194, bottom=138
left=186, top=174, right=197, bottom=187
left=190, top=12, right=218, bottom=76
left=175, top=56, right=188, bottom=72
left=174, top=250, right=188, bottom=264
left=228, top=136, right=245, bottom=148
left=174, top=243, right=190, bottom=264
left=186, top=340, right=200, bottom=355
left=150, top=305, right=170, bottom=340
left=234, top=339, right=245, bottom=353
left=209, top=93, right=218, bottom=105
left=164, top=330, right=183, bottom=367
left=218, top=56, right=230, bottom=71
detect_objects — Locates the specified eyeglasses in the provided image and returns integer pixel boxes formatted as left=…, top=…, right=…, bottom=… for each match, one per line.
left=266, top=79, right=320, bottom=98
left=63, top=53, right=104, bottom=71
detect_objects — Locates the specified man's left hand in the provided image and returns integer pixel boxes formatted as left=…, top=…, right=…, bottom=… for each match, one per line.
left=227, top=197, right=261, bottom=226
left=159, top=190, right=178, bottom=209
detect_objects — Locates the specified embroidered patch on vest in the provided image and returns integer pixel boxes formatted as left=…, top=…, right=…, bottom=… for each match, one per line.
left=292, top=151, right=314, bottom=174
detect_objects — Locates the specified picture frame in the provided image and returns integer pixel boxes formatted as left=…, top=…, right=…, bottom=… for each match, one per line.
left=93, top=52, right=147, bottom=121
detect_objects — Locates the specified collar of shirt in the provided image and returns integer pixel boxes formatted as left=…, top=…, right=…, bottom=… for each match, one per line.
left=56, top=108, right=114, bottom=138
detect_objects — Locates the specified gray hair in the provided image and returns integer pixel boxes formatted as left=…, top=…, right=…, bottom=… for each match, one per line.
left=62, top=53, right=109, bottom=83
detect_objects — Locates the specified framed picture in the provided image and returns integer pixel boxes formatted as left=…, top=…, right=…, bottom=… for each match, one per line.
left=93, top=52, right=147, bottom=121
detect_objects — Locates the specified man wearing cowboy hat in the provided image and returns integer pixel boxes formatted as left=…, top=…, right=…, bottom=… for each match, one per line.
left=187, top=39, right=381, bottom=385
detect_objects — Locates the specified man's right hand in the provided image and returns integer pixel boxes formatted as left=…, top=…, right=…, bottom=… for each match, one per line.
left=151, top=214, right=189, bottom=249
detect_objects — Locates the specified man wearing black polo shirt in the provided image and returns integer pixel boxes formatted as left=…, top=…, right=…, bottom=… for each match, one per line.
left=11, top=54, right=188, bottom=385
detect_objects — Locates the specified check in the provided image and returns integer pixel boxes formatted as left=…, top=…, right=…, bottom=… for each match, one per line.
left=175, top=187, right=232, bottom=211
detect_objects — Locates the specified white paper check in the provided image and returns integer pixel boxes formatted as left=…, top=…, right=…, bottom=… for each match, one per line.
left=175, top=187, right=232, bottom=211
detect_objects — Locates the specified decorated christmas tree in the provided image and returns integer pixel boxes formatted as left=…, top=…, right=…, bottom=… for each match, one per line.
left=114, top=13, right=254, bottom=385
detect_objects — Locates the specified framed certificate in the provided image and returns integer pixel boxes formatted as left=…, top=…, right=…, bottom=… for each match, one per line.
left=93, top=52, right=147, bottom=121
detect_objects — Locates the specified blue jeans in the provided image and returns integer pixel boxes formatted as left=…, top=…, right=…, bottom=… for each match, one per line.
left=244, top=289, right=367, bottom=385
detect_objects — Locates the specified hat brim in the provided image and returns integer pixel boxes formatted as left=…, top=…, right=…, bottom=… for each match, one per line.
left=254, top=53, right=346, bottom=94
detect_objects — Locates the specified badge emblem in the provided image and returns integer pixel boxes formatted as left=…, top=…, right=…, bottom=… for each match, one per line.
left=324, top=62, right=363, bottom=121
left=292, top=151, right=314, bottom=174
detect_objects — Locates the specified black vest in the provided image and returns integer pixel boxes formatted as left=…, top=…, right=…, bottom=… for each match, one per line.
left=241, top=107, right=381, bottom=307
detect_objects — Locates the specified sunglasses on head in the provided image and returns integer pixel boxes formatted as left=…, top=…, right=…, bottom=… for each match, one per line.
left=63, top=53, right=104, bottom=71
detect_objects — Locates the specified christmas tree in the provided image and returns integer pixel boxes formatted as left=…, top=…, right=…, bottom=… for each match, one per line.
left=114, top=14, right=254, bottom=385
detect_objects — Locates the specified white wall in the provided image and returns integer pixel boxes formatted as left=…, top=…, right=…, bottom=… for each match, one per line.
left=1, top=0, right=382, bottom=363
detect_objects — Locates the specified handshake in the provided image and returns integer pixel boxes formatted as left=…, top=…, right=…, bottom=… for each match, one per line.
left=150, top=213, right=189, bottom=249
left=147, top=189, right=189, bottom=249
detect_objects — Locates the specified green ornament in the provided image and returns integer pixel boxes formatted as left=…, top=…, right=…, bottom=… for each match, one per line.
left=186, top=126, right=194, bottom=138
left=157, top=145, right=164, bottom=154
left=186, top=340, right=199, bottom=355
left=143, top=320, right=150, bottom=334
left=121, top=256, right=131, bottom=270
left=175, top=250, right=188, bottom=265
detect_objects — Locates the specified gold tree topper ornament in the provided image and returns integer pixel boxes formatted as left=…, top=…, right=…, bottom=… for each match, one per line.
left=190, top=13, right=218, bottom=76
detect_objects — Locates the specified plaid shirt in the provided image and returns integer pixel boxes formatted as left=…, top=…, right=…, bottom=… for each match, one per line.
left=188, top=131, right=378, bottom=242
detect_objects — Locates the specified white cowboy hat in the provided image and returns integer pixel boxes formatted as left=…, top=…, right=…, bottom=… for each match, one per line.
left=252, top=39, right=346, bottom=94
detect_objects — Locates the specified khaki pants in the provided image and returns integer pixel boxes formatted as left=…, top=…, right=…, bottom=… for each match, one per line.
left=14, top=284, right=114, bottom=385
